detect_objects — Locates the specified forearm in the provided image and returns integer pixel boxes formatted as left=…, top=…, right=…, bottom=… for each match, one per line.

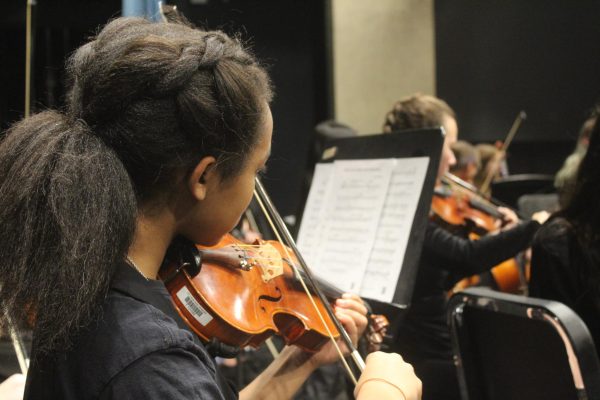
left=428, top=220, right=539, bottom=274
left=239, top=346, right=318, bottom=400
left=466, top=220, right=540, bottom=270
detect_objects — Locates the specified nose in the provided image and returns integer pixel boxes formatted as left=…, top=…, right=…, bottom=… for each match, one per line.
left=447, top=148, right=457, bottom=167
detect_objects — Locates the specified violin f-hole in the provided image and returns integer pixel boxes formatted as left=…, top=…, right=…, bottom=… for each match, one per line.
left=258, top=286, right=283, bottom=312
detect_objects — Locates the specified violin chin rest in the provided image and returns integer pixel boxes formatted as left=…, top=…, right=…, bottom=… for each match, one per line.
left=205, top=337, right=240, bottom=359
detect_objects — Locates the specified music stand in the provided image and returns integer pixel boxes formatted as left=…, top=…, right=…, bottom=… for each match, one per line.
left=318, top=128, right=443, bottom=309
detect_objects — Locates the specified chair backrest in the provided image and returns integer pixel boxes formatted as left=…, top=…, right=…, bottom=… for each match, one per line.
left=448, top=288, right=600, bottom=400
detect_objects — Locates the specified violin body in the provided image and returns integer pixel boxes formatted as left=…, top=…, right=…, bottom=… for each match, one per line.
left=159, top=234, right=339, bottom=353
left=431, top=185, right=498, bottom=236
left=451, top=258, right=524, bottom=294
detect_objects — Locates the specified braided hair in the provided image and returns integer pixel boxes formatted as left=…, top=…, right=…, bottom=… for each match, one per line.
left=0, top=17, right=272, bottom=355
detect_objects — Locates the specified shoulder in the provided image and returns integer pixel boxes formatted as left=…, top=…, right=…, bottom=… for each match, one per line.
left=99, top=346, right=227, bottom=400
left=100, top=288, right=217, bottom=371
left=530, top=217, right=577, bottom=282
left=533, top=217, right=574, bottom=251
left=106, top=289, right=208, bottom=353
left=65, top=289, right=219, bottom=398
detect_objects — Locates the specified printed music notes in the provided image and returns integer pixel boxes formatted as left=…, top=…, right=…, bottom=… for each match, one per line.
left=297, top=157, right=429, bottom=302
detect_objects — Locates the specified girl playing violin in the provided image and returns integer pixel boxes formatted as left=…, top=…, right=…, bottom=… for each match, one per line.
left=0, top=17, right=420, bottom=400
left=383, top=93, right=545, bottom=400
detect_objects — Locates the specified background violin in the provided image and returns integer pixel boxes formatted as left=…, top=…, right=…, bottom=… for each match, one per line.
left=431, top=184, right=502, bottom=237
left=431, top=173, right=527, bottom=294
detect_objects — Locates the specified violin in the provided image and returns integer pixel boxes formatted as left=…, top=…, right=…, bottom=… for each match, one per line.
left=431, top=184, right=502, bottom=236
left=159, top=233, right=342, bottom=352
left=435, top=172, right=525, bottom=229
left=160, top=231, right=389, bottom=351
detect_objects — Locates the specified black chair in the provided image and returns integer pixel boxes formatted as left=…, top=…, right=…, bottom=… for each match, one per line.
left=447, top=288, right=600, bottom=400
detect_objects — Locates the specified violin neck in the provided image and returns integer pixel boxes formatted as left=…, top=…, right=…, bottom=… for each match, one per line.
left=468, top=197, right=504, bottom=219
left=295, top=269, right=343, bottom=300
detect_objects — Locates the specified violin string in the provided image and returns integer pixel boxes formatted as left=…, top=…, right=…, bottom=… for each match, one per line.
left=243, top=256, right=281, bottom=261
left=252, top=188, right=358, bottom=385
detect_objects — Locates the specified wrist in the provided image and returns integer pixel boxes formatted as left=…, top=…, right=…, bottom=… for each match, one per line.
left=284, top=345, right=321, bottom=371
left=354, top=377, right=407, bottom=400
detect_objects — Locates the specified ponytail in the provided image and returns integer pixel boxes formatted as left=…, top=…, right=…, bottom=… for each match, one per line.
left=0, top=111, right=136, bottom=354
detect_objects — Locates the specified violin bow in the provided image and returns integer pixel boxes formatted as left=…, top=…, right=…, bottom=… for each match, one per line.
left=24, top=0, right=36, bottom=118
left=253, top=178, right=365, bottom=383
left=3, top=311, right=29, bottom=374
left=4, top=0, right=38, bottom=376
left=1, top=304, right=29, bottom=376
left=479, top=110, right=527, bottom=195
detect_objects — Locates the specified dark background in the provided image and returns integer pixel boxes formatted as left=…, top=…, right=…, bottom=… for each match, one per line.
left=435, top=0, right=600, bottom=174
left=0, top=0, right=330, bottom=219
left=1, top=0, right=599, bottom=217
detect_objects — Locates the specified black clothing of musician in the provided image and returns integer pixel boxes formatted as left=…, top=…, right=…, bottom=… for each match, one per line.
left=529, top=217, right=600, bottom=360
left=392, top=219, right=540, bottom=400
left=24, top=263, right=238, bottom=400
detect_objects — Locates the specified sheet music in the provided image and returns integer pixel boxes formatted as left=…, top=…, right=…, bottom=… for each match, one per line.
left=298, top=159, right=394, bottom=292
left=297, top=156, right=430, bottom=303
left=296, top=163, right=334, bottom=268
left=359, top=157, right=429, bottom=302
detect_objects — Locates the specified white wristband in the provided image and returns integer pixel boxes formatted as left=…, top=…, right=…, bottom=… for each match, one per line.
left=354, top=377, right=407, bottom=399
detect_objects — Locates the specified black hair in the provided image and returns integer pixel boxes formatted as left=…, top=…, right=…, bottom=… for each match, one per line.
left=0, top=17, right=272, bottom=354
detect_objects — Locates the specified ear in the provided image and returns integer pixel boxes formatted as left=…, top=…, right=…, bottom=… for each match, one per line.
left=188, top=156, right=217, bottom=201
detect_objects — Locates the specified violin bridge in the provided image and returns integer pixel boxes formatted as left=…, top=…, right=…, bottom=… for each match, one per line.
left=254, top=242, right=283, bottom=282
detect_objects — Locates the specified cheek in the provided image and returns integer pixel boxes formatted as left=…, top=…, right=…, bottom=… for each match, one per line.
left=229, top=176, right=256, bottom=223
left=241, top=177, right=256, bottom=205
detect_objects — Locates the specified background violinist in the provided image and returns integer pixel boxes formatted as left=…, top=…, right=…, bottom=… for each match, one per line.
left=382, top=93, right=545, bottom=400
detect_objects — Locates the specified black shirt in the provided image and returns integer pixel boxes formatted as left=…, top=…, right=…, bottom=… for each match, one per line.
left=529, top=217, right=600, bottom=359
left=24, top=263, right=238, bottom=400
